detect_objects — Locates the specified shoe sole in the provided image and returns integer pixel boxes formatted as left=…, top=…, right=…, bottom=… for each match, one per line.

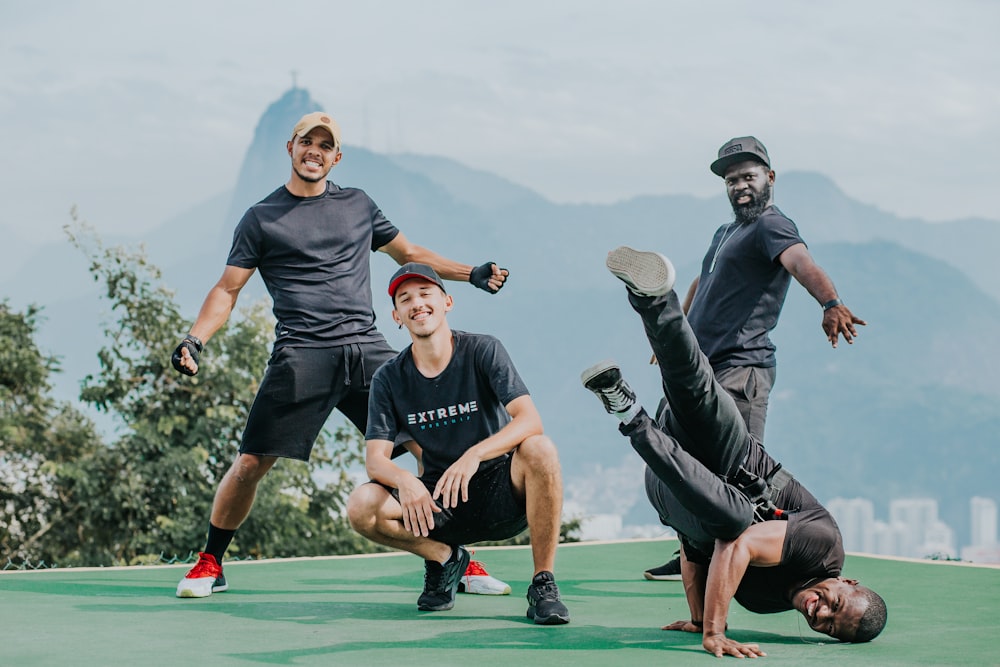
left=459, top=580, right=512, bottom=595
left=579, top=359, right=619, bottom=387
left=606, top=246, right=676, bottom=296
left=643, top=572, right=683, bottom=581
left=176, top=581, right=228, bottom=598
left=527, top=608, right=571, bottom=625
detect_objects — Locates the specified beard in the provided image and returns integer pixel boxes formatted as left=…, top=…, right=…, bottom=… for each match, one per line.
left=730, top=181, right=772, bottom=225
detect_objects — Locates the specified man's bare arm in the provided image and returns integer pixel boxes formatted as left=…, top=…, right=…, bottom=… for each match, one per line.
left=379, top=231, right=508, bottom=291
left=662, top=545, right=709, bottom=633
left=364, top=438, right=439, bottom=537
left=175, top=265, right=255, bottom=374
left=778, top=243, right=866, bottom=347
left=701, top=521, right=787, bottom=658
left=432, top=395, right=543, bottom=509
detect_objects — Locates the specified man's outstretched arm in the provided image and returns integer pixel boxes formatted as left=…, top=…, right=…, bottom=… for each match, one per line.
left=379, top=231, right=508, bottom=293
left=701, top=520, right=788, bottom=658
left=778, top=243, right=866, bottom=347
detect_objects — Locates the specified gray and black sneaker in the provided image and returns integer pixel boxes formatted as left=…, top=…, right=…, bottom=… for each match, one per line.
left=526, top=571, right=570, bottom=625
left=525, top=571, right=570, bottom=625
left=581, top=360, right=637, bottom=416
left=417, top=545, right=471, bottom=611
left=606, top=246, right=676, bottom=296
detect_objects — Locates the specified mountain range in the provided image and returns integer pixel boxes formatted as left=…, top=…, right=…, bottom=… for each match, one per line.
left=3, top=87, right=998, bottom=544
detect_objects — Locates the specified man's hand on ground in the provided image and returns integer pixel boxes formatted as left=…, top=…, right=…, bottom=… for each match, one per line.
left=703, top=632, right=766, bottom=659
left=662, top=619, right=702, bottom=633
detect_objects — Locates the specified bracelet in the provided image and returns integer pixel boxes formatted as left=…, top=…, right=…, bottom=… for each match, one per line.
left=822, top=298, right=842, bottom=311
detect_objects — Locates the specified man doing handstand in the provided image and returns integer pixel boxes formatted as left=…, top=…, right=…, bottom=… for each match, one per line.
left=582, top=246, right=886, bottom=658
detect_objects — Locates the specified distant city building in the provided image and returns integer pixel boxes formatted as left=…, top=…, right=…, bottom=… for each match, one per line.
left=889, top=498, right=952, bottom=558
left=970, top=497, right=998, bottom=547
left=963, top=497, right=1000, bottom=563
left=828, top=497, right=876, bottom=553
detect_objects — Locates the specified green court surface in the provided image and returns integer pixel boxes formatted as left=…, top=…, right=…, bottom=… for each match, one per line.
left=1, top=538, right=997, bottom=666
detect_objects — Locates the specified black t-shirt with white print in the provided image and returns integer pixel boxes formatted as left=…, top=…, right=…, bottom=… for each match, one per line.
left=365, top=330, right=529, bottom=484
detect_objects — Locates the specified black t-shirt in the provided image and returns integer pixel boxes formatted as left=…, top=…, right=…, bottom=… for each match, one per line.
left=734, top=485, right=845, bottom=614
left=227, top=182, right=400, bottom=348
left=365, top=331, right=529, bottom=483
left=681, top=447, right=846, bottom=614
left=687, top=206, right=805, bottom=371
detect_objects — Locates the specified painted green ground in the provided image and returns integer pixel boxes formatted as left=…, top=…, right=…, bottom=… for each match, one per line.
left=1, top=539, right=997, bottom=666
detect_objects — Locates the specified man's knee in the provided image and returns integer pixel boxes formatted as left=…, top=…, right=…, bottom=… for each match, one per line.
left=346, top=483, right=387, bottom=533
left=226, top=454, right=276, bottom=486
left=517, top=435, right=561, bottom=471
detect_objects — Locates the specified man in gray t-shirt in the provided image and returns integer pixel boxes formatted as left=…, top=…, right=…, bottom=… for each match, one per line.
left=171, top=112, right=510, bottom=600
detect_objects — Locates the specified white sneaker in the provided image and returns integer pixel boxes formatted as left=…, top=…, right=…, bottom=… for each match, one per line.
left=458, top=559, right=511, bottom=595
left=176, top=552, right=229, bottom=598
left=606, top=246, right=676, bottom=296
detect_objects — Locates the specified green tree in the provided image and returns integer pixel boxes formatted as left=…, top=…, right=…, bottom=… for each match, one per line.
left=58, top=223, right=372, bottom=565
left=0, top=300, right=100, bottom=565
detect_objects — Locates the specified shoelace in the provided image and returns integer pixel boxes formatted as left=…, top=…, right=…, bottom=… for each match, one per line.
left=532, top=580, right=561, bottom=601
left=187, top=553, right=221, bottom=577
left=464, top=560, right=490, bottom=577
left=424, top=563, right=444, bottom=588
left=601, top=384, right=633, bottom=412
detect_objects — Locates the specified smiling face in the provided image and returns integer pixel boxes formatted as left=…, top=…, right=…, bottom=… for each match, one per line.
left=792, top=577, right=870, bottom=641
left=287, top=127, right=342, bottom=187
left=391, top=277, right=452, bottom=339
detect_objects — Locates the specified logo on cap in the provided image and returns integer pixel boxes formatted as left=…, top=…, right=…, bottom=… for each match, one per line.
left=723, top=143, right=743, bottom=155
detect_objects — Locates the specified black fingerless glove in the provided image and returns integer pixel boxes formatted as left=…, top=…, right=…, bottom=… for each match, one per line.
left=470, top=261, right=504, bottom=293
left=171, top=334, right=204, bottom=376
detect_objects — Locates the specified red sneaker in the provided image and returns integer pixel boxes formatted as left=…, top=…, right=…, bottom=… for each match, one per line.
left=459, top=559, right=511, bottom=595
left=175, top=552, right=228, bottom=598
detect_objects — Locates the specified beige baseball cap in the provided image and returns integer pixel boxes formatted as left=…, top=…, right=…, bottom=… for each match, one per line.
left=291, top=112, right=342, bottom=149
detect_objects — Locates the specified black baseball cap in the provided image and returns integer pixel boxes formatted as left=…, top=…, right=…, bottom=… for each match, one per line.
left=388, top=262, right=446, bottom=299
left=710, top=136, right=771, bottom=177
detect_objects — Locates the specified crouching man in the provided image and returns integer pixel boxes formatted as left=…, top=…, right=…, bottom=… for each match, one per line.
left=347, top=263, right=570, bottom=624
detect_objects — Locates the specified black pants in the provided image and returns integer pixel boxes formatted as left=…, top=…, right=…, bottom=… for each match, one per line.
left=621, top=289, right=773, bottom=555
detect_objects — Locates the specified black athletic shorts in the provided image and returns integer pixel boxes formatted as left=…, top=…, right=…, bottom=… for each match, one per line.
left=383, top=455, right=528, bottom=546
left=239, top=340, right=396, bottom=461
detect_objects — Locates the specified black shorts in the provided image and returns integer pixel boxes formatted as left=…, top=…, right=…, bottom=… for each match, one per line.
left=384, top=456, right=528, bottom=545
left=239, top=340, right=396, bottom=461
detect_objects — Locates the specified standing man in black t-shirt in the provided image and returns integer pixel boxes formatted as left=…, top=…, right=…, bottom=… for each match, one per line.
left=644, top=136, right=867, bottom=581
left=172, top=112, right=510, bottom=598
left=584, top=247, right=886, bottom=657
left=346, top=263, right=570, bottom=625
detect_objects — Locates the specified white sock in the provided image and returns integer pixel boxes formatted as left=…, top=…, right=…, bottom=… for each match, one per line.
left=615, top=404, right=641, bottom=424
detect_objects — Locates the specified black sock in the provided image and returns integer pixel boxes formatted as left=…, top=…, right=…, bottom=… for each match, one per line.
left=204, top=524, right=236, bottom=564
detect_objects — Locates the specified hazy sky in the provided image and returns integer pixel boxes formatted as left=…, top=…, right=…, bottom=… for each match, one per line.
left=2, top=1, right=997, bottom=243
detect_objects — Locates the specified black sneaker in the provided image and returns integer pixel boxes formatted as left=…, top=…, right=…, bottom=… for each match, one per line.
left=581, top=360, right=637, bottom=415
left=526, top=571, right=570, bottom=625
left=605, top=246, right=676, bottom=296
left=417, top=546, right=471, bottom=611
left=643, top=554, right=682, bottom=581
